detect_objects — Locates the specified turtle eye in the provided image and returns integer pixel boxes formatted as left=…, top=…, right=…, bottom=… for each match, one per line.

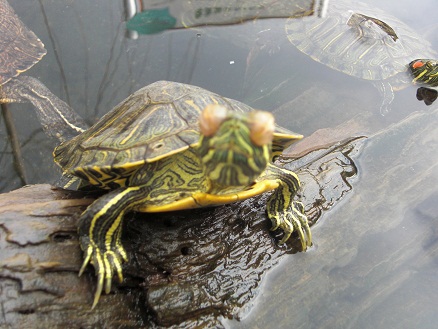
left=425, top=61, right=433, bottom=69
left=248, top=111, right=275, bottom=146
left=199, top=104, right=228, bottom=137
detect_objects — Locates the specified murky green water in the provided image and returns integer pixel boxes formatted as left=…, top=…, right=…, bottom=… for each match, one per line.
left=1, top=0, right=437, bottom=328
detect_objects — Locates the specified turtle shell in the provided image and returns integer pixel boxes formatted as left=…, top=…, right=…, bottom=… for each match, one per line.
left=285, top=0, right=436, bottom=81
left=0, top=0, right=46, bottom=85
left=54, top=81, right=301, bottom=186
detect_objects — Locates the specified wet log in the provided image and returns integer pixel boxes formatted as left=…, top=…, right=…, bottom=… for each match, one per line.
left=0, top=136, right=363, bottom=328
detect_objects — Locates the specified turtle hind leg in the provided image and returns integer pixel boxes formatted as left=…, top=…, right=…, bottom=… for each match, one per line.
left=262, top=163, right=311, bottom=250
left=77, top=186, right=148, bottom=309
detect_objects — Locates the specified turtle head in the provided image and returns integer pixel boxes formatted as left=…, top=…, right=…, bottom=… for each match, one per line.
left=409, top=59, right=438, bottom=87
left=198, top=104, right=274, bottom=189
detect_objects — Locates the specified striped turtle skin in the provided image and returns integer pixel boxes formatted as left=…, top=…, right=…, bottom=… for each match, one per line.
left=409, top=59, right=438, bottom=87
left=53, top=81, right=311, bottom=308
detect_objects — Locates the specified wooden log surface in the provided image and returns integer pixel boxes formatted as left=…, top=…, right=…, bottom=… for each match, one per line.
left=0, top=134, right=364, bottom=328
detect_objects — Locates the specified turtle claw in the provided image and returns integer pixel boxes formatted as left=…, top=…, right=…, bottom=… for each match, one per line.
left=93, top=271, right=104, bottom=310
left=78, top=239, right=127, bottom=309
left=293, top=201, right=312, bottom=248
left=268, top=201, right=311, bottom=250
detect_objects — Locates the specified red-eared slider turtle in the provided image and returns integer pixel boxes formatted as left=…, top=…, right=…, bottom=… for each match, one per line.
left=11, top=80, right=310, bottom=308
left=2, top=0, right=308, bottom=309
left=0, top=0, right=87, bottom=141
left=284, top=0, right=436, bottom=113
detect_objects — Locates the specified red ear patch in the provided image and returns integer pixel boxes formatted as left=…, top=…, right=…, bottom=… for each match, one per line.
left=412, top=61, right=424, bottom=69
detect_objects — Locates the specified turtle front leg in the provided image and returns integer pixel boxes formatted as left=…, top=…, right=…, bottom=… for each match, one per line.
left=262, top=163, right=312, bottom=249
left=77, top=186, right=147, bottom=308
left=374, top=80, right=395, bottom=115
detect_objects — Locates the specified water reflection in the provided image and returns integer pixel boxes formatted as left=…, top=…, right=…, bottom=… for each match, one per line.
left=1, top=0, right=438, bottom=327
left=124, top=0, right=319, bottom=36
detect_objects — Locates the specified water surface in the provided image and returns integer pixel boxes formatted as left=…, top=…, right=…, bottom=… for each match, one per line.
left=1, top=1, right=437, bottom=328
